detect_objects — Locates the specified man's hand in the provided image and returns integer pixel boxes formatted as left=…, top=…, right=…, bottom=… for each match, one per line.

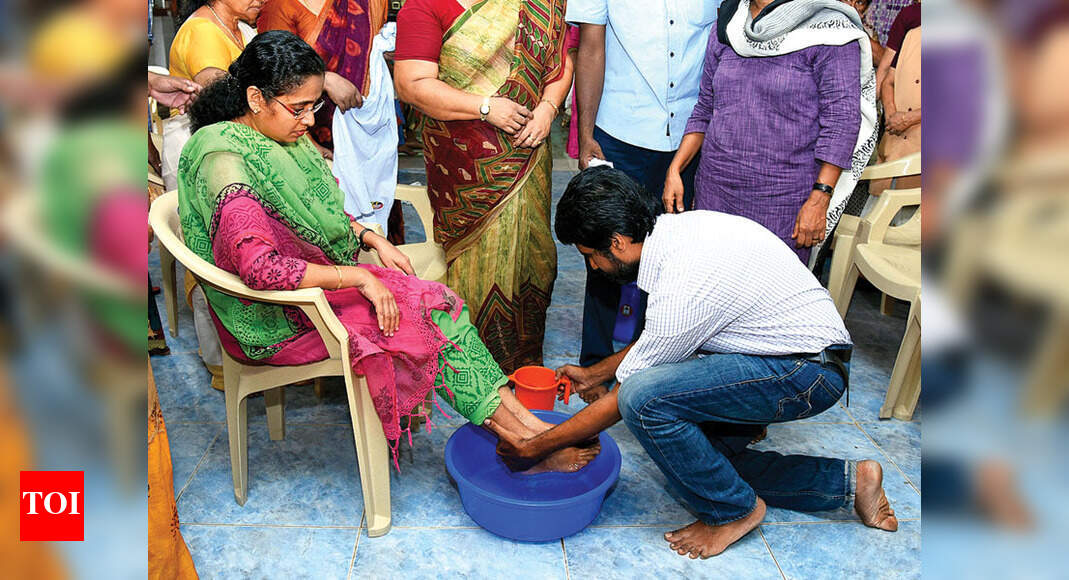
left=485, top=418, right=543, bottom=471
left=148, top=72, right=201, bottom=114
left=792, top=191, right=830, bottom=248
left=556, top=364, right=609, bottom=404
left=578, top=136, right=606, bottom=170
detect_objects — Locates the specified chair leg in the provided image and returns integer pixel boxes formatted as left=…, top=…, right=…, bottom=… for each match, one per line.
left=160, top=246, right=179, bottom=337
left=826, top=233, right=855, bottom=317
left=266, top=387, right=286, bottom=441
left=834, top=264, right=861, bottom=320
left=343, top=370, right=391, bottom=537
left=880, top=293, right=896, bottom=316
left=223, top=357, right=249, bottom=505
left=1023, top=310, right=1069, bottom=416
left=881, top=300, right=921, bottom=419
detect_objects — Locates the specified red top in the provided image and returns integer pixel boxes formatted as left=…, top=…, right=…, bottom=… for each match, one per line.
left=886, top=2, right=921, bottom=68
left=394, top=0, right=465, bottom=62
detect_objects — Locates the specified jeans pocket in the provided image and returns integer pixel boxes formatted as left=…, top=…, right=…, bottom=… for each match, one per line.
left=774, top=377, right=821, bottom=421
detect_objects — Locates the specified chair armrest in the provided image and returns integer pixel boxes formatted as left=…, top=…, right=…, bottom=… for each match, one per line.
left=857, top=188, right=921, bottom=245
left=394, top=184, right=436, bottom=243
left=860, top=152, right=921, bottom=181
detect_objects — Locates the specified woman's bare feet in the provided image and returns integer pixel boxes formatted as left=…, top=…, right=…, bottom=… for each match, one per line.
left=524, top=442, right=602, bottom=474
left=855, top=460, right=899, bottom=531
left=497, top=386, right=556, bottom=434
left=664, top=498, right=766, bottom=559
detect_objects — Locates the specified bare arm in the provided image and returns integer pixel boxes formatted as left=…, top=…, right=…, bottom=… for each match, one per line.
left=663, top=132, right=704, bottom=212
left=875, top=47, right=895, bottom=100
left=881, top=68, right=897, bottom=117
left=193, top=67, right=227, bottom=88
left=394, top=59, right=532, bottom=133
left=575, top=23, right=606, bottom=167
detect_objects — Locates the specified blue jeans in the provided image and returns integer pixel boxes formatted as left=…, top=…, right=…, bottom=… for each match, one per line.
left=618, top=353, right=851, bottom=524
left=580, top=126, right=697, bottom=366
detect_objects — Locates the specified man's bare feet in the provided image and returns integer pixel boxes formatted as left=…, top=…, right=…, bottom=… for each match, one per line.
left=664, top=497, right=766, bottom=559
left=975, top=461, right=1034, bottom=530
left=855, top=460, right=899, bottom=531
left=523, top=442, right=602, bottom=474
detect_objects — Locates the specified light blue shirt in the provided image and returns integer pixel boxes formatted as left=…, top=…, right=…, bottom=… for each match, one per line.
left=566, top=0, right=719, bottom=151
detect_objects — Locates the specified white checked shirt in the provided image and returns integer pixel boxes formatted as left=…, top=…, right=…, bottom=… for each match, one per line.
left=615, top=212, right=852, bottom=383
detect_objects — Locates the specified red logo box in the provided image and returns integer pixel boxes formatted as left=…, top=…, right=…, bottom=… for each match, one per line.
left=20, top=471, right=84, bottom=541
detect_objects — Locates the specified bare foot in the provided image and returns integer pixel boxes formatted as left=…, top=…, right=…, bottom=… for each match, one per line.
left=664, top=498, right=766, bottom=559
left=975, top=461, right=1034, bottom=530
left=855, top=460, right=899, bottom=531
left=523, top=443, right=602, bottom=474
left=750, top=426, right=768, bottom=445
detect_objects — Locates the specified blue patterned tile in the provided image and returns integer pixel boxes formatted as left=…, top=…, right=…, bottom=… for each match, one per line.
left=752, top=423, right=920, bottom=523
left=388, top=424, right=475, bottom=527
left=352, top=527, right=567, bottom=579
left=797, top=401, right=855, bottom=424
left=762, top=520, right=920, bottom=579
left=861, top=421, right=920, bottom=488
left=178, top=424, right=364, bottom=526
left=165, top=422, right=222, bottom=495
left=566, top=525, right=781, bottom=579
left=592, top=423, right=695, bottom=526
left=543, top=306, right=581, bottom=359
left=550, top=270, right=586, bottom=308
left=182, top=524, right=358, bottom=578
left=152, top=353, right=227, bottom=424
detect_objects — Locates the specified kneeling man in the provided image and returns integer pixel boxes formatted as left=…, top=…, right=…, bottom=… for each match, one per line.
left=493, top=167, right=898, bottom=559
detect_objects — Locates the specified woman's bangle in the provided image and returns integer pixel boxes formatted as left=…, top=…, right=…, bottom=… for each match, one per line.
left=332, top=264, right=343, bottom=290
left=358, top=227, right=374, bottom=251
left=539, top=98, right=559, bottom=115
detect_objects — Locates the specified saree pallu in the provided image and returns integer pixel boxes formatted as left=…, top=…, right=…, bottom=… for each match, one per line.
left=419, top=0, right=566, bottom=373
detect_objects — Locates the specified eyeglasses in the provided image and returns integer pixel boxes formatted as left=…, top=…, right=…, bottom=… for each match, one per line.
left=271, top=97, right=325, bottom=119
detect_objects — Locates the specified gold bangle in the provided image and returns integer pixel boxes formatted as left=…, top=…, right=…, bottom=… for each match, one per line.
left=332, top=264, right=343, bottom=290
left=540, top=98, right=559, bottom=115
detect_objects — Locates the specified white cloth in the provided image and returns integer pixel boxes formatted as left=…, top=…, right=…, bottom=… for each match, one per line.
left=331, top=22, right=399, bottom=235
left=615, top=211, right=852, bottom=383
left=724, top=0, right=878, bottom=267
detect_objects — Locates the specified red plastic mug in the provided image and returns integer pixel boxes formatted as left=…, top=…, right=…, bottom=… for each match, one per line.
left=509, top=366, right=572, bottom=410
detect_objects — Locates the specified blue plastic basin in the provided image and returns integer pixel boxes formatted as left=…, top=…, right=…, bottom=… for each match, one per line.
left=444, top=410, right=621, bottom=542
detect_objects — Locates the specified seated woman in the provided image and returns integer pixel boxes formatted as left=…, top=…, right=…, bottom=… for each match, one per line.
left=180, top=30, right=597, bottom=471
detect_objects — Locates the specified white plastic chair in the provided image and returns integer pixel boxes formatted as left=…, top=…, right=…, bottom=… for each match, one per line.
left=827, top=153, right=922, bottom=317
left=831, top=188, right=923, bottom=420
left=149, top=191, right=396, bottom=536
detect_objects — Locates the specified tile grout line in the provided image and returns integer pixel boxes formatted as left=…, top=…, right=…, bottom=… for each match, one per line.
left=176, top=430, right=221, bottom=503
left=183, top=522, right=365, bottom=529
left=561, top=538, right=571, bottom=580
left=758, top=527, right=787, bottom=580
left=347, top=514, right=365, bottom=580
left=850, top=417, right=921, bottom=496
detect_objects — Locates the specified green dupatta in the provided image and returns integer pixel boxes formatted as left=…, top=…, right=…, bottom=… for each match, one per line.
left=177, top=121, right=360, bottom=359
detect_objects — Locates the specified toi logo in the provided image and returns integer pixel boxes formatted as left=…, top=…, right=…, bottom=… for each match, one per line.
left=20, top=471, right=84, bottom=541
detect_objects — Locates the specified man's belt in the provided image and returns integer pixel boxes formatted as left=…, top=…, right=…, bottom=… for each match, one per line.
left=803, top=344, right=852, bottom=406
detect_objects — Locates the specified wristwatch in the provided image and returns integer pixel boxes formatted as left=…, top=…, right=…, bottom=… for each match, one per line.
left=813, top=182, right=835, bottom=196
left=479, top=96, right=491, bottom=121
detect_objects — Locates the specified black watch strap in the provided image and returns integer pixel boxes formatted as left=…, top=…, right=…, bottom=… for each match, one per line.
left=813, top=182, right=835, bottom=195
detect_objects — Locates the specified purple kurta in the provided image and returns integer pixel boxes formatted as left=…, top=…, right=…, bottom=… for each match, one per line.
left=685, top=32, right=861, bottom=263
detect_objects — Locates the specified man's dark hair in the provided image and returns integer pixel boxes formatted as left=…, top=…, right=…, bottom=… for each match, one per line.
left=554, top=166, right=662, bottom=252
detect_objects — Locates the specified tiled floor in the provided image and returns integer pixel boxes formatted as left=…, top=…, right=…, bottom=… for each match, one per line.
left=150, top=168, right=921, bottom=579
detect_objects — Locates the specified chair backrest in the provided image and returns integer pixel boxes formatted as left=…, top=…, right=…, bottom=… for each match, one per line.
left=149, top=190, right=351, bottom=356
left=1, top=193, right=140, bottom=298
left=860, top=152, right=921, bottom=181
left=858, top=187, right=922, bottom=245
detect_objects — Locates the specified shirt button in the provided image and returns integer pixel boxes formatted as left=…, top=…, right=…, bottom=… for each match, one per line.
left=670, top=19, right=675, bottom=25
left=670, top=112, right=675, bottom=117
left=670, top=52, right=675, bottom=57
left=670, top=82, right=675, bottom=88
left=915, top=79, right=920, bottom=84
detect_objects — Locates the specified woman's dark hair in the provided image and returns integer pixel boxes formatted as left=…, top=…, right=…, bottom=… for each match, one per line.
left=178, top=0, right=211, bottom=24
left=189, top=30, right=326, bottom=132
left=554, top=166, right=662, bottom=252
